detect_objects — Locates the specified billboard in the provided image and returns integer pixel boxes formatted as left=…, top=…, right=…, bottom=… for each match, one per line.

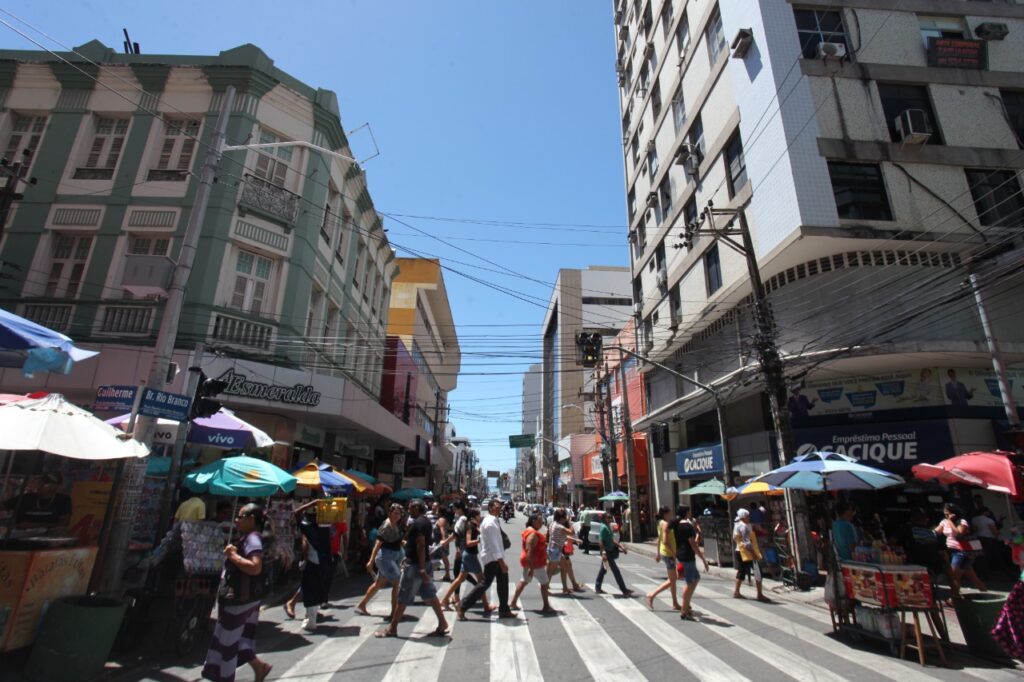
left=675, top=444, right=724, bottom=479
left=793, top=420, right=955, bottom=471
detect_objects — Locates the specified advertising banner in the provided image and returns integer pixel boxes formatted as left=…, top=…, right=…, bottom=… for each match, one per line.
left=675, top=444, right=724, bottom=479
left=793, top=420, right=954, bottom=471
left=68, top=480, right=113, bottom=545
left=941, top=367, right=1024, bottom=409
left=93, top=385, right=136, bottom=412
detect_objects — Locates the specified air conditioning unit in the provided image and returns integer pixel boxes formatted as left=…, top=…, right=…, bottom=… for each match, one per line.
left=618, top=73, right=627, bottom=88
left=634, top=86, right=648, bottom=100
left=633, top=302, right=642, bottom=315
left=646, top=139, right=657, bottom=153
left=817, top=42, right=847, bottom=61
left=644, top=41, right=655, bottom=59
left=683, top=154, right=700, bottom=177
left=615, top=59, right=625, bottom=74
left=668, top=319, right=679, bottom=331
left=656, top=267, right=668, bottom=287
left=975, top=22, right=1009, bottom=41
left=614, top=9, right=624, bottom=26
left=895, top=109, right=931, bottom=145
left=627, top=229, right=637, bottom=243
left=646, top=191, right=658, bottom=206
left=731, top=28, right=755, bottom=59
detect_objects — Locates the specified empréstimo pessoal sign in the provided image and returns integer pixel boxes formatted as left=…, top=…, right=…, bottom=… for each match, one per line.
left=216, top=367, right=321, bottom=407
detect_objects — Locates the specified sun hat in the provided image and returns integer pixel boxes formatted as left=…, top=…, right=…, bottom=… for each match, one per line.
left=735, top=508, right=750, bottom=521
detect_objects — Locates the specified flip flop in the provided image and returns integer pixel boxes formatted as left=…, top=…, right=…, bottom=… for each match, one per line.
left=756, top=596, right=772, bottom=603
left=374, top=629, right=397, bottom=638
left=354, top=607, right=370, bottom=616
left=254, top=662, right=273, bottom=682
left=427, top=627, right=450, bottom=637
left=284, top=603, right=296, bottom=619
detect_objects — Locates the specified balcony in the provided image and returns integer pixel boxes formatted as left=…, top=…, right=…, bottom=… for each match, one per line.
left=239, top=173, right=300, bottom=227
left=146, top=169, right=188, bottom=182
left=22, top=304, right=72, bottom=332
left=73, top=167, right=114, bottom=180
left=211, top=313, right=274, bottom=351
left=100, top=305, right=154, bottom=335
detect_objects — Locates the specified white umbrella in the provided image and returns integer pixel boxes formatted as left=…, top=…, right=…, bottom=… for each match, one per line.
left=0, top=393, right=149, bottom=459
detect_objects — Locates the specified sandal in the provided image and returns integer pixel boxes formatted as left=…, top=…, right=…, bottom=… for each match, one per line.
left=253, top=661, right=273, bottom=682
left=427, top=626, right=450, bottom=637
left=284, top=603, right=296, bottom=619
left=680, top=609, right=695, bottom=621
left=374, top=628, right=397, bottom=638
left=354, top=607, right=370, bottom=616
left=646, top=594, right=655, bottom=610
left=756, top=596, right=772, bottom=603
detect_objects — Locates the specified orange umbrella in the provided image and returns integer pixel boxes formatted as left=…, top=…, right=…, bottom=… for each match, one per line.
left=913, top=451, right=1021, bottom=497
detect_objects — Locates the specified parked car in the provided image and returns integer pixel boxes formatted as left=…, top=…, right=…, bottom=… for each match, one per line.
left=572, top=509, right=620, bottom=547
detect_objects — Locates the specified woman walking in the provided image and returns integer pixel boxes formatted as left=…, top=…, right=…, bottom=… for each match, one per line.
left=354, top=504, right=404, bottom=617
left=936, top=502, right=987, bottom=599
left=547, top=508, right=583, bottom=594
left=201, top=503, right=272, bottom=682
left=646, top=506, right=679, bottom=610
left=440, top=508, right=491, bottom=611
left=510, top=513, right=554, bottom=613
left=294, top=499, right=332, bottom=631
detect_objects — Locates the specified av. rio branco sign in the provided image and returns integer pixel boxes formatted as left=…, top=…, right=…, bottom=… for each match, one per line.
left=216, top=368, right=322, bottom=407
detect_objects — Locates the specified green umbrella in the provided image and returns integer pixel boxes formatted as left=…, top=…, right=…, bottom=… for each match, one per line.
left=184, top=455, right=297, bottom=497
left=391, top=487, right=433, bottom=501
left=599, top=490, right=629, bottom=501
left=679, top=478, right=726, bottom=496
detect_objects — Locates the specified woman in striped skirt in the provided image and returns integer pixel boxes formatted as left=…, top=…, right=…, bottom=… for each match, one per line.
left=202, top=503, right=272, bottom=682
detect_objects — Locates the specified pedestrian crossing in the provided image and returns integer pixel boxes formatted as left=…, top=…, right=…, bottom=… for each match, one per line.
left=115, top=556, right=1022, bottom=682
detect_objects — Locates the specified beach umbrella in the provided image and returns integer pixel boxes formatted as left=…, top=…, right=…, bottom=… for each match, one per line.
left=723, top=480, right=786, bottom=500
left=0, top=306, right=98, bottom=377
left=599, top=490, right=630, bottom=502
left=750, top=451, right=904, bottom=493
left=912, top=451, right=1021, bottom=497
left=391, top=487, right=433, bottom=501
left=292, top=463, right=354, bottom=494
left=344, top=469, right=377, bottom=484
left=184, top=455, right=296, bottom=497
left=679, top=479, right=726, bottom=496
left=0, top=393, right=148, bottom=459
left=106, top=407, right=273, bottom=450
left=368, top=483, right=393, bottom=497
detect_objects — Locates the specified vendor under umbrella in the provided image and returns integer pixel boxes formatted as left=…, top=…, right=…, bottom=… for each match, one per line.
left=2, top=471, right=71, bottom=529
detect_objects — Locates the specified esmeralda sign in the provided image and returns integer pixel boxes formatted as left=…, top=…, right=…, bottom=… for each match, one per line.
left=216, top=368, right=322, bottom=407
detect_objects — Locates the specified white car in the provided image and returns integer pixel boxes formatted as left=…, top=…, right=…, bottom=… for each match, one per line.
left=571, top=510, right=620, bottom=547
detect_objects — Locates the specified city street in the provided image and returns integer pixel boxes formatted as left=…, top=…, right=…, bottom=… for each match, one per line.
left=107, top=513, right=1021, bottom=682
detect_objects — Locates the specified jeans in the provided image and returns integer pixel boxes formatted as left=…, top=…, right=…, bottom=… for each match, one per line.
left=460, top=560, right=509, bottom=613
left=597, top=548, right=628, bottom=593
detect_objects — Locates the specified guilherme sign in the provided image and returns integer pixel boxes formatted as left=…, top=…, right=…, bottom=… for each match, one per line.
left=216, top=368, right=322, bottom=407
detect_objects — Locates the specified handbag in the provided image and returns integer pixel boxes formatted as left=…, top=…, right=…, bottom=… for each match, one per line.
left=500, top=528, right=512, bottom=550
left=218, top=559, right=268, bottom=605
left=563, top=538, right=575, bottom=556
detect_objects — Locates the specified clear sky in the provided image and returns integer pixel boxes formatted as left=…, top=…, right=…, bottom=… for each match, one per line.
left=3, top=1, right=629, bottom=475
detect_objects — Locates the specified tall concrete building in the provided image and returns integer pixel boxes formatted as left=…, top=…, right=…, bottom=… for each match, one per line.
left=613, top=1, right=1024, bottom=504
left=519, top=363, right=542, bottom=499
left=540, top=266, right=632, bottom=502
left=0, top=40, right=412, bottom=472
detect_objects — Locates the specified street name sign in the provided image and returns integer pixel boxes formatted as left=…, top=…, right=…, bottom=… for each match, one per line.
left=138, top=388, right=192, bottom=421
left=508, top=434, right=535, bottom=448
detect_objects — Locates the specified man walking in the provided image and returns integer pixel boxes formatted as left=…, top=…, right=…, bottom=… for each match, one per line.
left=457, top=498, right=515, bottom=619
left=595, top=511, right=633, bottom=597
left=580, top=507, right=592, bottom=555
left=674, top=505, right=709, bottom=620
left=376, top=500, right=449, bottom=638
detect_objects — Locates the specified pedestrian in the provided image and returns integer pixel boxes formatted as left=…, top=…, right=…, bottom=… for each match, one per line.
left=293, top=499, right=331, bottom=631
left=201, top=503, right=272, bottom=682
left=456, top=498, right=515, bottom=620
left=354, top=503, right=404, bottom=617
left=440, top=508, right=491, bottom=611
left=936, top=502, right=987, bottom=599
left=673, top=505, right=710, bottom=619
left=510, top=512, right=554, bottom=613
left=430, top=501, right=454, bottom=581
left=832, top=501, right=859, bottom=561
left=646, top=506, right=679, bottom=610
left=733, top=508, right=769, bottom=602
left=991, top=530, right=1024, bottom=661
left=376, top=499, right=449, bottom=638
left=595, top=511, right=633, bottom=597
left=580, top=509, right=592, bottom=555
left=547, top=508, right=583, bottom=594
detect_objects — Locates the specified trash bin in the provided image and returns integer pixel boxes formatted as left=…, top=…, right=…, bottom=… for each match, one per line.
left=25, top=595, right=127, bottom=682
left=954, top=592, right=1009, bottom=660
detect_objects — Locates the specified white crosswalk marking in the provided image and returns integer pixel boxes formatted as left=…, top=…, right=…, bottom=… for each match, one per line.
left=556, top=596, right=649, bottom=681
left=384, top=607, right=455, bottom=681
left=273, top=621, right=366, bottom=680
left=490, top=607, right=543, bottom=682
left=595, top=590, right=752, bottom=682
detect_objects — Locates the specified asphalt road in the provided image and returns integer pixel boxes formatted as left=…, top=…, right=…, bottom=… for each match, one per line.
left=106, top=512, right=1022, bottom=681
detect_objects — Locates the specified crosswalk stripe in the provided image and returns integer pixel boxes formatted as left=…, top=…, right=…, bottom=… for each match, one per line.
left=383, top=607, right=456, bottom=681
left=595, top=590, right=752, bottom=682
left=490, top=606, right=543, bottom=682
left=273, top=621, right=366, bottom=680
left=556, top=596, right=649, bottom=681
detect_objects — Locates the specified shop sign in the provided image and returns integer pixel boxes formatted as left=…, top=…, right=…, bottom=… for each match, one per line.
left=342, top=444, right=372, bottom=460
left=93, top=385, right=136, bottom=412
left=296, top=423, right=325, bottom=447
left=927, top=37, right=986, bottom=70
left=216, top=367, right=322, bottom=407
left=675, top=444, right=724, bottom=479
left=139, top=388, right=191, bottom=421
left=590, top=454, right=604, bottom=475
left=392, top=451, right=405, bottom=474
left=793, top=420, right=954, bottom=471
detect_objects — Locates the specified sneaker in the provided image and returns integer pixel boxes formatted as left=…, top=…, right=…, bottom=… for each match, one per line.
left=302, top=618, right=316, bottom=632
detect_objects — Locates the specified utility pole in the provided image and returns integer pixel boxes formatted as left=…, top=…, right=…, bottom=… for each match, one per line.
left=98, top=87, right=236, bottom=596
left=617, top=349, right=640, bottom=542
left=0, top=149, right=37, bottom=237
left=594, top=376, right=613, bottom=493
left=969, top=271, right=1021, bottom=429
left=602, top=364, right=620, bottom=488
left=156, top=342, right=205, bottom=535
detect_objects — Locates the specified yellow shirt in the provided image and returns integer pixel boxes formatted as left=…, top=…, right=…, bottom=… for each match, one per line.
left=658, top=519, right=677, bottom=557
left=174, top=496, right=206, bottom=522
left=734, top=521, right=762, bottom=562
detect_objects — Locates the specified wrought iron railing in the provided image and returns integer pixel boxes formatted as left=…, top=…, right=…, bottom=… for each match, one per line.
left=239, top=173, right=300, bottom=225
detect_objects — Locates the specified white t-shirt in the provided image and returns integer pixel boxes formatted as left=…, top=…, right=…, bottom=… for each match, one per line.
left=971, top=514, right=998, bottom=539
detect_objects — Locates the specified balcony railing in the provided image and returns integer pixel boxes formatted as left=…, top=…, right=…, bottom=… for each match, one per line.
left=23, top=304, right=73, bottom=331
left=100, top=305, right=154, bottom=335
left=146, top=169, right=188, bottom=182
left=239, top=173, right=300, bottom=226
left=211, top=313, right=274, bottom=351
left=73, top=167, right=114, bottom=180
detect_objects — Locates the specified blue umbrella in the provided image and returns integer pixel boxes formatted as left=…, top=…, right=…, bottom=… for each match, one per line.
left=599, top=490, right=630, bottom=501
left=185, top=455, right=297, bottom=497
left=0, top=306, right=98, bottom=376
left=391, top=488, right=433, bottom=501
left=750, top=451, right=904, bottom=492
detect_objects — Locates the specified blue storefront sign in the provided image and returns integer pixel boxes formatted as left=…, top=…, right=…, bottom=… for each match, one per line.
left=792, top=420, right=955, bottom=472
left=138, top=388, right=192, bottom=421
left=676, top=444, right=724, bottom=479
left=94, top=385, right=137, bottom=412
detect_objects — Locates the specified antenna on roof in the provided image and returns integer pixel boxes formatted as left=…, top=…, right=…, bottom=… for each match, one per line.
left=122, top=28, right=140, bottom=55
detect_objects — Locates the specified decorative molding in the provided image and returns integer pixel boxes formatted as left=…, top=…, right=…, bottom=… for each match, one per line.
left=54, top=89, right=91, bottom=112
left=233, top=218, right=290, bottom=253
left=129, top=64, right=171, bottom=93
left=127, top=209, right=177, bottom=228
left=52, top=207, right=102, bottom=226
left=49, top=62, right=99, bottom=91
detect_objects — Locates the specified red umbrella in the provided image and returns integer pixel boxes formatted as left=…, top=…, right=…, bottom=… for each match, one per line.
left=912, top=451, right=1022, bottom=497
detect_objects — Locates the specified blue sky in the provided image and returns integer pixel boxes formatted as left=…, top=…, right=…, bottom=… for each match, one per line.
left=4, top=1, right=628, bottom=475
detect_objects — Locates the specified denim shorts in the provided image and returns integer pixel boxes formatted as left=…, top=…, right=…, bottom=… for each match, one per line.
left=398, top=562, right=438, bottom=605
left=950, top=551, right=975, bottom=570
left=461, top=550, right=482, bottom=575
left=547, top=545, right=562, bottom=563
left=375, top=548, right=402, bottom=582
left=677, top=560, right=701, bottom=584
left=661, top=555, right=676, bottom=571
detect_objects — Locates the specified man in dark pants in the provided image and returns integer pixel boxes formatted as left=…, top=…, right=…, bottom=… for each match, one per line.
left=595, top=512, right=633, bottom=597
left=580, top=510, right=592, bottom=555
left=456, top=499, right=515, bottom=619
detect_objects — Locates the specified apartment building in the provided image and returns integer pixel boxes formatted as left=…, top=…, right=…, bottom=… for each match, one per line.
left=613, top=1, right=1024, bottom=503
left=519, top=363, right=542, bottom=500
left=0, top=40, right=413, bottom=470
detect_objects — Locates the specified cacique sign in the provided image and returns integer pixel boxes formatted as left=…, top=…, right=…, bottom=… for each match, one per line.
left=675, top=444, right=724, bottom=479
left=793, top=420, right=954, bottom=471
left=216, top=368, right=321, bottom=407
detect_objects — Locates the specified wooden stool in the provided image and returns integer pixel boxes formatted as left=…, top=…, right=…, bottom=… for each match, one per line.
left=899, top=608, right=948, bottom=667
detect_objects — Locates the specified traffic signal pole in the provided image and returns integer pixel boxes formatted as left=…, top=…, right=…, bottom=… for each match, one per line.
left=97, top=87, right=235, bottom=596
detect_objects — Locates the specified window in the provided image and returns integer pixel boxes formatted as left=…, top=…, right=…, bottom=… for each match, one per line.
left=352, top=243, right=365, bottom=288
left=642, top=2, right=653, bottom=38
left=45, top=233, right=92, bottom=298
left=827, top=162, right=893, bottom=221
left=74, top=117, right=128, bottom=179
left=231, top=249, right=274, bottom=314
left=647, top=144, right=658, bottom=180
left=684, top=196, right=698, bottom=228
left=335, top=206, right=351, bottom=267
left=252, top=129, right=291, bottom=186
left=706, top=7, right=727, bottom=65
left=630, top=135, right=640, bottom=165
left=724, top=132, right=747, bottom=197
left=321, top=187, right=340, bottom=245
left=149, top=118, right=198, bottom=180
left=637, top=218, right=648, bottom=250
left=1000, top=90, right=1024, bottom=148
left=658, top=175, right=673, bottom=221
left=705, top=244, right=723, bottom=295
left=638, top=64, right=650, bottom=97
left=877, top=83, right=941, bottom=145
left=651, top=81, right=662, bottom=120
left=918, top=15, right=966, bottom=47
left=793, top=9, right=847, bottom=60
left=676, top=12, right=691, bottom=57
left=669, top=285, right=682, bottom=325
left=323, top=304, right=338, bottom=343
left=661, top=0, right=673, bottom=39
left=307, top=288, right=323, bottom=337
left=688, top=114, right=705, bottom=160
left=4, top=114, right=46, bottom=164
left=672, top=87, right=687, bottom=133
left=966, top=169, right=1024, bottom=228
left=127, top=234, right=170, bottom=256
left=628, top=188, right=637, bottom=219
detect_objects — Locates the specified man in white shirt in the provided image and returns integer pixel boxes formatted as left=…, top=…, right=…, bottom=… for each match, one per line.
left=456, top=499, right=515, bottom=619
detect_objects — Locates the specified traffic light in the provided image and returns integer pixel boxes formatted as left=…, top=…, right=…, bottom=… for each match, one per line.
left=576, top=332, right=603, bottom=368
left=189, top=371, right=228, bottom=420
